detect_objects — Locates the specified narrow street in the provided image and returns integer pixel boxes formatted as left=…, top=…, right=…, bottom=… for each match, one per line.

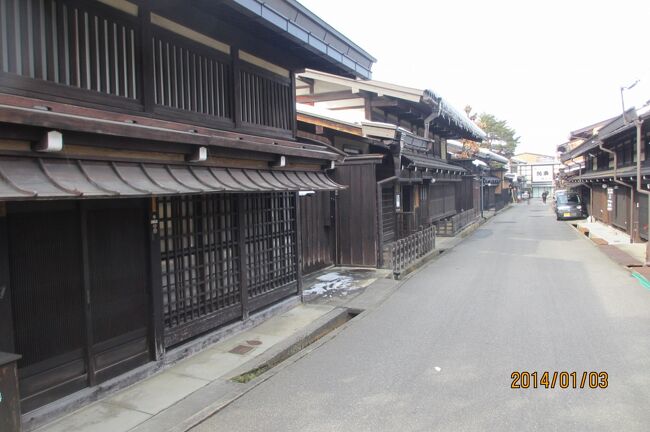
left=193, top=201, right=650, bottom=432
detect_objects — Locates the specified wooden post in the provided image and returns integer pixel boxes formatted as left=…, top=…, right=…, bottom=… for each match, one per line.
left=148, top=197, right=165, bottom=360
left=0, top=203, right=15, bottom=353
left=140, top=6, right=155, bottom=112
left=79, top=202, right=96, bottom=386
left=237, top=195, right=249, bottom=320
left=232, top=48, right=242, bottom=129
left=376, top=183, right=384, bottom=268
left=295, top=192, right=303, bottom=299
left=290, top=73, right=298, bottom=138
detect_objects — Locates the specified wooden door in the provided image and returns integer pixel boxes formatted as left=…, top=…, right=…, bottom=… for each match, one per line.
left=334, top=164, right=378, bottom=267
left=85, top=201, right=151, bottom=384
left=8, top=202, right=87, bottom=412
left=613, top=188, right=629, bottom=232
left=639, top=194, right=648, bottom=240
left=299, top=191, right=334, bottom=274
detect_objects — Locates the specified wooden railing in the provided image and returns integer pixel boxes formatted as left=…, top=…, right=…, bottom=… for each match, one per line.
left=391, top=225, right=436, bottom=277
left=436, top=209, right=479, bottom=237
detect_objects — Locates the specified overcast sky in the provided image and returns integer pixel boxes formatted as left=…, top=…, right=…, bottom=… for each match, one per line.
left=299, top=0, right=650, bottom=156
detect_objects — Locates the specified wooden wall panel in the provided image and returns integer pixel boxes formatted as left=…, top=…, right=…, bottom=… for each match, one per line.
left=335, top=164, right=378, bottom=267
left=7, top=202, right=87, bottom=412
left=299, top=191, right=334, bottom=274
left=613, top=187, right=630, bottom=232
left=592, top=187, right=610, bottom=224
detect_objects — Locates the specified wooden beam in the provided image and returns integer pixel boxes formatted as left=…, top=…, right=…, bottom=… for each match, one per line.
left=297, top=130, right=333, bottom=147
left=296, top=90, right=358, bottom=104
left=327, top=105, right=365, bottom=111
left=0, top=95, right=340, bottom=160
left=297, top=113, right=362, bottom=137
left=370, top=97, right=400, bottom=108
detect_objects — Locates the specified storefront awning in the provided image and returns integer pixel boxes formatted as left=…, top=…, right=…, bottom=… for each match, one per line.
left=0, top=156, right=344, bottom=200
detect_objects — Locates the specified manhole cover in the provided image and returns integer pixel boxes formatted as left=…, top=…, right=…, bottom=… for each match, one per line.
left=229, top=345, right=254, bottom=355
left=247, top=340, right=262, bottom=346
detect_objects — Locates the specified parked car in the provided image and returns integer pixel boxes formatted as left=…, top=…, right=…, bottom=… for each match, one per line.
left=555, top=192, right=587, bottom=220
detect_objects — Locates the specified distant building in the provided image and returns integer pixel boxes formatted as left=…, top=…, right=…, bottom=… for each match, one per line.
left=513, top=153, right=561, bottom=198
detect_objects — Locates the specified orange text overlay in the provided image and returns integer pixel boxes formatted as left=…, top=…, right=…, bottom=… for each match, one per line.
left=511, top=371, right=608, bottom=389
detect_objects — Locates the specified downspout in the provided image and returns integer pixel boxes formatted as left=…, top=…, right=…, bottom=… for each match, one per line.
left=598, top=141, right=634, bottom=243
left=634, top=117, right=650, bottom=265
left=423, top=96, right=442, bottom=140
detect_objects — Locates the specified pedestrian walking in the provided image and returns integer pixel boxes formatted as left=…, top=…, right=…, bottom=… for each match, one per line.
left=542, top=191, right=548, bottom=203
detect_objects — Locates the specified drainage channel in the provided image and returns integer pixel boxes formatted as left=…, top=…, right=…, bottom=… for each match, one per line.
left=231, top=308, right=361, bottom=384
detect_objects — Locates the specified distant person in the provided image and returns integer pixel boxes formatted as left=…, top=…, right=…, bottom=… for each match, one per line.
left=542, top=191, right=548, bottom=203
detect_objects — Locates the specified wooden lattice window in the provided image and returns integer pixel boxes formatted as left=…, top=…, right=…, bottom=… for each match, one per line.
left=0, top=0, right=140, bottom=99
left=239, top=67, right=293, bottom=132
left=151, top=28, right=232, bottom=120
left=242, top=193, right=297, bottom=300
left=158, top=194, right=240, bottom=332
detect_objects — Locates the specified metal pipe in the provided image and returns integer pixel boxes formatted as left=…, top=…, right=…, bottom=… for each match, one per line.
left=423, top=107, right=441, bottom=140
left=598, top=141, right=634, bottom=243
left=634, top=117, right=650, bottom=264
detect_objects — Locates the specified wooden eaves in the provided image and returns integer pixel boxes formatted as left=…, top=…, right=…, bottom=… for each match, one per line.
left=0, top=94, right=339, bottom=161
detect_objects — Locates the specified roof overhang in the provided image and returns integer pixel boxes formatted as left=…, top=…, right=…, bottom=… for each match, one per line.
left=402, top=151, right=466, bottom=173
left=296, top=70, right=485, bottom=141
left=0, top=156, right=344, bottom=200
left=228, top=0, right=375, bottom=79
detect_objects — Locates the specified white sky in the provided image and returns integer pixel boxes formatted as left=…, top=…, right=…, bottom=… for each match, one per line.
left=299, top=0, right=650, bottom=155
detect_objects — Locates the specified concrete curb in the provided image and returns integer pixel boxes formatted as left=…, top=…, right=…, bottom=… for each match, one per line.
left=130, top=307, right=352, bottom=432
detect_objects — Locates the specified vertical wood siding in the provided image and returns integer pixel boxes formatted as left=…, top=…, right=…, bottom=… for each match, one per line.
left=334, top=164, right=378, bottom=266
left=299, top=191, right=334, bottom=274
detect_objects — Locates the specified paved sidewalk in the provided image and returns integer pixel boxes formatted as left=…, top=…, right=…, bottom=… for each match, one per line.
left=574, top=219, right=646, bottom=265
left=35, top=304, right=335, bottom=432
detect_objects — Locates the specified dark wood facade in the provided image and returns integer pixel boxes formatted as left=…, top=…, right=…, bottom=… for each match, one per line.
left=6, top=200, right=151, bottom=412
left=297, top=105, right=480, bottom=269
left=0, top=0, right=374, bottom=418
left=561, top=113, right=650, bottom=241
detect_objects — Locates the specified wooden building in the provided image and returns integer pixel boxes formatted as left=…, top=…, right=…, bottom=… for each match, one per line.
left=560, top=108, right=650, bottom=240
left=295, top=71, right=485, bottom=268
left=0, top=0, right=375, bottom=419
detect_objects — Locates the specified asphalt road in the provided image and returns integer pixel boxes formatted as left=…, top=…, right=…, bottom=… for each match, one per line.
left=193, top=201, right=650, bottom=431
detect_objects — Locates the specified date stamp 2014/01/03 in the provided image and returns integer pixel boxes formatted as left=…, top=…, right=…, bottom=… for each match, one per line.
left=511, top=371, right=608, bottom=389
